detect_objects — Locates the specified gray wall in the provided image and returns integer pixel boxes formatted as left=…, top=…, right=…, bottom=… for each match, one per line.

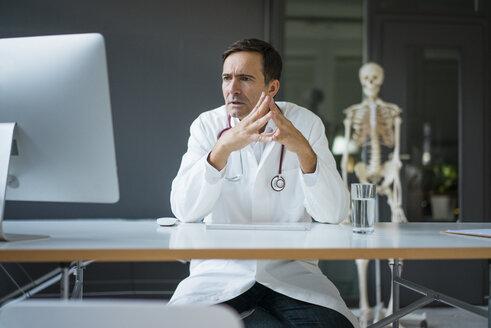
left=1, top=0, right=278, bottom=219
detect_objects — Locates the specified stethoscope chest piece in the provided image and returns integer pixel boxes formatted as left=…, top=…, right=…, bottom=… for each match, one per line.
left=271, top=175, right=285, bottom=192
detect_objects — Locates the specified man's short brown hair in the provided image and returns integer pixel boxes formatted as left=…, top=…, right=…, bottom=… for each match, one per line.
left=222, top=38, right=282, bottom=84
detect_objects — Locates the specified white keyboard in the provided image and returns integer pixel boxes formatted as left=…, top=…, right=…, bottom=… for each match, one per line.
left=205, top=222, right=311, bottom=231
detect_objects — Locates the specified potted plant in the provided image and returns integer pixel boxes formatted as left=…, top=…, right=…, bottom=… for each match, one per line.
left=425, top=164, right=458, bottom=220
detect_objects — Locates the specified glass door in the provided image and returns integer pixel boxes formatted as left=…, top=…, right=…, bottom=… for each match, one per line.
left=405, top=48, right=460, bottom=222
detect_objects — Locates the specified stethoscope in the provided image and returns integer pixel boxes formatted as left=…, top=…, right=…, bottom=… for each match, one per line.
left=217, top=114, right=286, bottom=192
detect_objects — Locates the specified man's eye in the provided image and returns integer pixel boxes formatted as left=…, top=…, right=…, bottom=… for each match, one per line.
left=241, top=77, right=251, bottom=81
left=222, top=76, right=231, bottom=81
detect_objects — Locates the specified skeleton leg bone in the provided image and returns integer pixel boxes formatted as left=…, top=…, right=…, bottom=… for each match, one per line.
left=356, top=259, right=371, bottom=328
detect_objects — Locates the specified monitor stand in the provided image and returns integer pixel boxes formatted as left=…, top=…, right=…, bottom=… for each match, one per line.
left=0, top=122, right=48, bottom=242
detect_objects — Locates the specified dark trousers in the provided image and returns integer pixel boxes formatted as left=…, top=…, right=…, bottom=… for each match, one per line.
left=223, top=283, right=354, bottom=328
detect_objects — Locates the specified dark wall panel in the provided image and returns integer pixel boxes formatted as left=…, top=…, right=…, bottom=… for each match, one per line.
left=1, top=0, right=267, bottom=219
left=365, top=0, right=490, bottom=306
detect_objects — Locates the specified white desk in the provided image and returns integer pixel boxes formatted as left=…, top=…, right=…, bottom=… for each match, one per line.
left=1, top=219, right=490, bottom=262
left=1, top=219, right=490, bottom=328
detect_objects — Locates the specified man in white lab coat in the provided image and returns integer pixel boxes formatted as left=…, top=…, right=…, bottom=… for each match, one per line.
left=170, top=39, right=358, bottom=328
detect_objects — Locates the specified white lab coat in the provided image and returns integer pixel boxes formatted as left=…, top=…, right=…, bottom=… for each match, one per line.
left=169, top=102, right=358, bottom=327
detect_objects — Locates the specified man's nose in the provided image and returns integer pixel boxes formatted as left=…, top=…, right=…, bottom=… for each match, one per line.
left=228, top=78, right=241, bottom=94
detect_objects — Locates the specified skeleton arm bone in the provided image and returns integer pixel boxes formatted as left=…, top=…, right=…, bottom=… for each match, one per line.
left=392, top=116, right=402, bottom=162
left=341, top=117, right=352, bottom=185
left=392, top=116, right=403, bottom=197
left=392, top=116, right=406, bottom=222
left=381, top=116, right=406, bottom=223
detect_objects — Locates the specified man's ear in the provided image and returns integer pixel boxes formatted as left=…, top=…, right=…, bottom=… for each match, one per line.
left=267, top=79, right=280, bottom=98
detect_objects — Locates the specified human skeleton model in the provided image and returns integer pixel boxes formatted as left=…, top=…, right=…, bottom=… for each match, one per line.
left=341, top=62, right=407, bottom=326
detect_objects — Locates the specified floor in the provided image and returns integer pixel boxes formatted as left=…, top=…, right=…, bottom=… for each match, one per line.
left=398, top=307, right=487, bottom=328
left=352, top=306, right=488, bottom=328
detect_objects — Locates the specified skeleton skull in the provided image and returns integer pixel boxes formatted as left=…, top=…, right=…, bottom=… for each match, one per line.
left=359, top=62, right=384, bottom=98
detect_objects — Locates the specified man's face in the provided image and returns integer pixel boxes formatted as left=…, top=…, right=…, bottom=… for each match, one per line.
left=222, top=51, right=274, bottom=120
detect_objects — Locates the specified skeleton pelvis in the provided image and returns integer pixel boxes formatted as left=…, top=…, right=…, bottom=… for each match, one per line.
left=354, top=162, right=382, bottom=184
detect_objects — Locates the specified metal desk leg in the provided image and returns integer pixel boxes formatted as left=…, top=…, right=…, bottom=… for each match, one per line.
left=71, top=262, right=84, bottom=299
left=370, top=261, right=486, bottom=328
left=391, top=259, right=401, bottom=328
left=60, top=264, right=69, bottom=299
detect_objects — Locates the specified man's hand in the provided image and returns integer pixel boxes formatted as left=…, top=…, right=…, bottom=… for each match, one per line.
left=262, top=102, right=317, bottom=174
left=208, top=92, right=273, bottom=171
left=209, top=95, right=317, bottom=174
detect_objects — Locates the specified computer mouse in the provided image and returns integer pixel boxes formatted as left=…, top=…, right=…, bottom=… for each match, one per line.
left=156, top=217, right=178, bottom=226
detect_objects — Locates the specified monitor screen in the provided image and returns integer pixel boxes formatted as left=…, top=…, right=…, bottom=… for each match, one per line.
left=0, top=33, right=119, bottom=241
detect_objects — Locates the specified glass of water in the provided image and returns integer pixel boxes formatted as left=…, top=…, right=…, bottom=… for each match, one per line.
left=351, top=183, right=376, bottom=234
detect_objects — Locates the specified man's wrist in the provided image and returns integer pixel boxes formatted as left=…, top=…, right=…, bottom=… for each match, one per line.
left=208, top=141, right=231, bottom=171
left=297, top=145, right=317, bottom=174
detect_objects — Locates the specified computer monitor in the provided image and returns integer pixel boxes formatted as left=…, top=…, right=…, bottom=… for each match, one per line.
left=0, top=33, right=119, bottom=241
